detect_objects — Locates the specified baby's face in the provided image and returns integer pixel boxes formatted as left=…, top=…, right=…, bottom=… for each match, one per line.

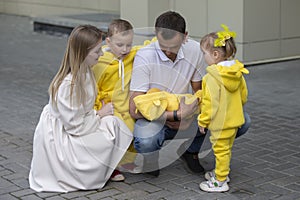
left=106, top=31, right=133, bottom=59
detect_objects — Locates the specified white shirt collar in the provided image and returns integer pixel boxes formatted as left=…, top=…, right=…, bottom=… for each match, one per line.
left=218, top=60, right=236, bottom=67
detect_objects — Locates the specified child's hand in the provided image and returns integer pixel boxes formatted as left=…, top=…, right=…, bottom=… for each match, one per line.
left=199, top=126, right=206, bottom=134
left=96, top=101, right=114, bottom=118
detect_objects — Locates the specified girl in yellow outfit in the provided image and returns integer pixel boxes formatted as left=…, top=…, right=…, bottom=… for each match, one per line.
left=93, top=19, right=154, bottom=179
left=198, top=25, right=249, bottom=192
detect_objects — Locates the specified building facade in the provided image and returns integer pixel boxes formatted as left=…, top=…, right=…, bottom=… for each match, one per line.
left=1, top=0, right=300, bottom=64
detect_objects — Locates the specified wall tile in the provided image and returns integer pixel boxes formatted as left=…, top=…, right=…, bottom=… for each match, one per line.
left=243, top=41, right=280, bottom=62
left=281, top=0, right=300, bottom=38
left=244, top=0, right=280, bottom=42
left=207, top=0, right=244, bottom=43
left=174, top=0, right=207, bottom=38
left=281, top=38, right=300, bottom=57
left=99, top=0, right=119, bottom=13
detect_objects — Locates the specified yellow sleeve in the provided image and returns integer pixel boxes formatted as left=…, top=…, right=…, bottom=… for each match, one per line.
left=94, top=91, right=103, bottom=111
left=198, top=76, right=220, bottom=128
left=241, top=76, right=248, bottom=105
left=92, top=56, right=109, bottom=111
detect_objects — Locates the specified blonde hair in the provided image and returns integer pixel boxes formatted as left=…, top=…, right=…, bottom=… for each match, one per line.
left=49, top=25, right=102, bottom=107
left=107, top=19, right=133, bottom=37
left=200, top=32, right=236, bottom=60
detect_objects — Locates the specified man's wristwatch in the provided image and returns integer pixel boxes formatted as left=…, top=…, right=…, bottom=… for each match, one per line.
left=173, top=110, right=179, bottom=121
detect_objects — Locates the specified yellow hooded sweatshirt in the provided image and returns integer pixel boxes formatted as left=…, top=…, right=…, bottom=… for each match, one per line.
left=93, top=46, right=138, bottom=131
left=198, top=60, right=249, bottom=131
left=93, top=38, right=155, bottom=132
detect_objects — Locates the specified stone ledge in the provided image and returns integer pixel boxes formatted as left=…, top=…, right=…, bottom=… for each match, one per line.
left=32, top=13, right=119, bottom=36
left=32, top=13, right=156, bottom=38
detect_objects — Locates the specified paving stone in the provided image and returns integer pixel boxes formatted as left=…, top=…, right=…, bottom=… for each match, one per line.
left=21, top=194, right=44, bottom=200
left=11, top=188, right=36, bottom=198
left=0, top=194, right=19, bottom=200
left=163, top=190, right=202, bottom=200
left=1, top=13, right=300, bottom=200
left=85, top=188, right=121, bottom=200
left=157, top=182, right=189, bottom=193
left=45, top=196, right=65, bottom=200
left=60, top=190, right=97, bottom=199
left=259, top=183, right=292, bottom=196
left=71, top=197, right=90, bottom=200
left=273, top=192, right=300, bottom=200
left=145, top=173, right=177, bottom=185
left=35, top=192, right=61, bottom=199
left=131, top=181, right=162, bottom=193
left=270, top=162, right=298, bottom=171
left=242, top=192, right=280, bottom=200
left=111, top=190, right=149, bottom=200
left=135, top=190, right=173, bottom=200
left=106, top=181, right=136, bottom=193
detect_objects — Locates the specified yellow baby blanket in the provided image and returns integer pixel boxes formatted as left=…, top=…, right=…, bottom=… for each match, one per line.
left=133, top=89, right=202, bottom=121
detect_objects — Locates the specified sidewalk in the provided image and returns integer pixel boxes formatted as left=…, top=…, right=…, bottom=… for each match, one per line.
left=1, top=14, right=300, bottom=200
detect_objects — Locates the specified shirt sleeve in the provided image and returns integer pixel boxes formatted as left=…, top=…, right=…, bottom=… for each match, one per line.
left=130, top=53, right=151, bottom=93
left=190, top=49, right=207, bottom=83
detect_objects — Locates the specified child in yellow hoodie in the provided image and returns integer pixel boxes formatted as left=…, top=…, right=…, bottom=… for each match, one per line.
left=93, top=19, right=152, bottom=180
left=198, top=25, right=249, bottom=192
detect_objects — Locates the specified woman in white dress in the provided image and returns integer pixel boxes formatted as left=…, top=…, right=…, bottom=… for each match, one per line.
left=29, top=25, right=133, bottom=193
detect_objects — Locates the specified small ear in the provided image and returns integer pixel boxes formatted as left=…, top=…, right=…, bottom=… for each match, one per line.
left=213, top=51, right=219, bottom=57
left=183, top=32, right=188, bottom=43
left=213, top=50, right=220, bottom=58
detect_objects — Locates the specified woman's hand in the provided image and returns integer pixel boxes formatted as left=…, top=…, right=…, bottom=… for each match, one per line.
left=96, top=101, right=114, bottom=118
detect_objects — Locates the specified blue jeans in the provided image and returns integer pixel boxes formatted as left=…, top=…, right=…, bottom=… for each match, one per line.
left=133, top=112, right=251, bottom=154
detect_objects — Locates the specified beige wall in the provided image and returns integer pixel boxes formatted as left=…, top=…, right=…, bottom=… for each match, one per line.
left=0, top=0, right=119, bottom=17
left=1, top=0, right=300, bottom=64
left=121, top=0, right=300, bottom=64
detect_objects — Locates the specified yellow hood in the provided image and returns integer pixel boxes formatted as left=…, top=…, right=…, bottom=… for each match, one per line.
left=206, top=60, right=249, bottom=92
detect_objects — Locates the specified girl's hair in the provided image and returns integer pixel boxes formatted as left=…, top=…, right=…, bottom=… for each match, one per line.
left=200, top=32, right=236, bottom=60
left=107, top=19, right=133, bottom=37
left=49, top=24, right=102, bottom=107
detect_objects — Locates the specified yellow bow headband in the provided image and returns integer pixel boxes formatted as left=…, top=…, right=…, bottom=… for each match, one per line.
left=214, top=24, right=236, bottom=47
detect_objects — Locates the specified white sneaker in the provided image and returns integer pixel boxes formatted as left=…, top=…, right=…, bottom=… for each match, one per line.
left=204, top=171, right=230, bottom=183
left=199, top=177, right=229, bottom=192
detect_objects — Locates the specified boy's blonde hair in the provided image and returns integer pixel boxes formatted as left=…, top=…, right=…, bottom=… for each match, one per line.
left=49, top=25, right=102, bottom=107
left=200, top=32, right=236, bottom=60
left=107, top=19, right=133, bottom=37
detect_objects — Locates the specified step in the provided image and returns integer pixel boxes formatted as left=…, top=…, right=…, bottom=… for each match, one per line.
left=32, top=13, right=119, bottom=36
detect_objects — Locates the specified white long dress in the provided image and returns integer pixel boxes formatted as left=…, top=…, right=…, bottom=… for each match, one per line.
left=29, top=73, right=132, bottom=193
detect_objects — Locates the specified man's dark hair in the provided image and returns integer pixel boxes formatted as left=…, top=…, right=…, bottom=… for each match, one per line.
left=155, top=11, right=186, bottom=39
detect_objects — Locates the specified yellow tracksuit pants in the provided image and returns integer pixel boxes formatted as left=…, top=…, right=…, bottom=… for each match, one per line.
left=210, top=128, right=237, bottom=182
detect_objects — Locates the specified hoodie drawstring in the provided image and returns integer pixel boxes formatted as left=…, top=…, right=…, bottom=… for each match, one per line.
left=118, top=59, right=125, bottom=91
